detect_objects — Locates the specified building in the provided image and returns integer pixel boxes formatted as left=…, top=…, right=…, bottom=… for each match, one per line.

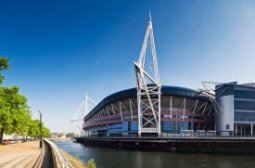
left=82, top=16, right=254, bottom=138
left=216, top=82, right=255, bottom=136
left=82, top=15, right=216, bottom=137
left=83, top=86, right=215, bottom=137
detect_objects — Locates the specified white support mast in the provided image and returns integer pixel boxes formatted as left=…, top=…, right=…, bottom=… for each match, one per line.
left=71, top=93, right=96, bottom=132
left=134, top=13, right=162, bottom=137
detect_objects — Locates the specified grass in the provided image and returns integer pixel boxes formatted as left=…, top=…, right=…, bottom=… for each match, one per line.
left=62, top=151, right=86, bottom=168
left=62, top=151, right=96, bottom=168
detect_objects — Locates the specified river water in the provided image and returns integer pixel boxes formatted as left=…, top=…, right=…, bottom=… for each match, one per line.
left=55, top=141, right=255, bottom=168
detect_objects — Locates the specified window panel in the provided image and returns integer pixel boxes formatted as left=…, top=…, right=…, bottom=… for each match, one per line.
left=235, top=112, right=255, bottom=122
left=235, top=90, right=255, bottom=99
left=235, top=100, right=255, bottom=111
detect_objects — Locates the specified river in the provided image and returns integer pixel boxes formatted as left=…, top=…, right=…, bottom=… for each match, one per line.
left=55, top=141, right=255, bottom=168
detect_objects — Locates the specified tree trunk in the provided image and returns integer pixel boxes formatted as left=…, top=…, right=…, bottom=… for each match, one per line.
left=0, top=128, right=4, bottom=144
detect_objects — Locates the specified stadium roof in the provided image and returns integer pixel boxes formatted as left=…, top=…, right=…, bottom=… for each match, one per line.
left=84, top=85, right=208, bottom=120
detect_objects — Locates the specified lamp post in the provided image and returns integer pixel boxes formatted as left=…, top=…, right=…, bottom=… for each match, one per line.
left=39, top=110, right=42, bottom=149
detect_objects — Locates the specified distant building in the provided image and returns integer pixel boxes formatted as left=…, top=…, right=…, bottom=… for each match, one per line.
left=216, top=82, right=255, bottom=136
left=3, top=134, right=24, bottom=140
left=50, top=133, right=66, bottom=140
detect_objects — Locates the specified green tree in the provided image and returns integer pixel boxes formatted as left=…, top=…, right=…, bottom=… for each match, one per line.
left=27, top=119, right=50, bottom=139
left=28, top=119, right=40, bottom=139
left=0, top=57, right=50, bottom=143
left=0, top=87, right=32, bottom=142
left=0, top=57, right=10, bottom=143
left=7, top=87, right=31, bottom=136
left=0, top=57, right=9, bottom=83
left=66, top=132, right=76, bottom=138
left=0, top=88, right=13, bottom=142
left=42, top=126, right=50, bottom=138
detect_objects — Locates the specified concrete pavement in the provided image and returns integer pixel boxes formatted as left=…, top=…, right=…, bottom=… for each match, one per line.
left=0, top=141, right=42, bottom=168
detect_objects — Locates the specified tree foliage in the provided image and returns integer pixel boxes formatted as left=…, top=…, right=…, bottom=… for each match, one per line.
left=28, top=119, right=40, bottom=138
left=87, top=159, right=96, bottom=168
left=0, top=57, right=50, bottom=143
left=27, top=119, right=50, bottom=138
left=0, top=57, right=9, bottom=84
left=66, top=132, right=76, bottom=138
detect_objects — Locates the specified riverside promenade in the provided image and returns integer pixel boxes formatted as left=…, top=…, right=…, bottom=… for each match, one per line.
left=0, top=140, right=50, bottom=168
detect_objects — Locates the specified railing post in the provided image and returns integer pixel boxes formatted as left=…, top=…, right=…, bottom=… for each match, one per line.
left=39, top=110, right=42, bottom=149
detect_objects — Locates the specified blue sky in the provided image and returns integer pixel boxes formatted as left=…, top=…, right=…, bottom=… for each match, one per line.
left=1, top=0, right=255, bottom=133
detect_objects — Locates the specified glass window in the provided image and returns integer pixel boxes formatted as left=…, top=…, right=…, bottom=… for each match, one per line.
left=235, top=100, right=255, bottom=111
left=162, top=121, right=172, bottom=131
left=180, top=122, right=188, bottom=130
left=235, top=90, right=255, bottom=99
left=235, top=112, right=255, bottom=122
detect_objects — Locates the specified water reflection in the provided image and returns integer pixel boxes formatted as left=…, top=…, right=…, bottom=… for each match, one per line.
left=55, top=141, right=255, bottom=168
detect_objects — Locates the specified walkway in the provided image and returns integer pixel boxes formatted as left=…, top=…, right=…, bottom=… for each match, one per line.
left=0, top=141, right=41, bottom=168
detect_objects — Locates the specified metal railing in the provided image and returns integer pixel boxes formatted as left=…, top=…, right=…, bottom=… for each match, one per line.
left=83, top=130, right=218, bottom=138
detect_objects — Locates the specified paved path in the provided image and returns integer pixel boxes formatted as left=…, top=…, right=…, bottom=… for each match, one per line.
left=0, top=141, right=41, bottom=168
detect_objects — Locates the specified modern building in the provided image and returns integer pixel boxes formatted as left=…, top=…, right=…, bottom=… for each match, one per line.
left=83, top=86, right=215, bottom=137
left=216, top=82, right=255, bottom=136
left=82, top=16, right=255, bottom=138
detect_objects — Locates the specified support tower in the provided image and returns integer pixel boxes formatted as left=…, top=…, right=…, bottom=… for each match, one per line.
left=134, top=14, right=161, bottom=137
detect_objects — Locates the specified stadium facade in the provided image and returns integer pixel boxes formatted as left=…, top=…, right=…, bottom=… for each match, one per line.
left=82, top=16, right=255, bottom=137
left=83, top=86, right=215, bottom=137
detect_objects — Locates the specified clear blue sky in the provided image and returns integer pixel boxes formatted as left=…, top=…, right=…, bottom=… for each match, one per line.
left=1, top=0, right=255, bottom=133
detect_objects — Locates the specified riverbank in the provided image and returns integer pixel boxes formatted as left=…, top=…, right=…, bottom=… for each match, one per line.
left=76, top=136, right=255, bottom=154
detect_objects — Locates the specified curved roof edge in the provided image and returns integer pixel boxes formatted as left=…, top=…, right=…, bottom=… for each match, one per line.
left=84, top=85, right=207, bottom=120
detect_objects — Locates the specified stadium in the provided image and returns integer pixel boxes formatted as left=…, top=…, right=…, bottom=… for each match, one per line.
left=81, top=16, right=255, bottom=138
left=81, top=16, right=217, bottom=137
left=83, top=86, right=215, bottom=137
